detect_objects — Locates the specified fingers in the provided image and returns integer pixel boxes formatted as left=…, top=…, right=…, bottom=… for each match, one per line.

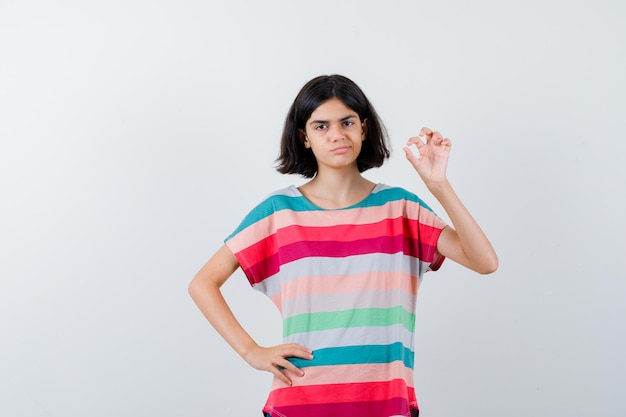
left=269, top=360, right=300, bottom=386
left=276, top=344, right=312, bottom=374
left=415, top=127, right=452, bottom=151
left=405, top=135, right=425, bottom=148
left=269, top=365, right=294, bottom=386
left=419, top=127, right=441, bottom=143
left=281, top=343, right=314, bottom=362
left=419, top=126, right=432, bottom=137
left=247, top=343, right=313, bottom=386
left=272, top=344, right=313, bottom=385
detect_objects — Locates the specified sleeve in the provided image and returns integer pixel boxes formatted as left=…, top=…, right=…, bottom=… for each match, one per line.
left=224, top=197, right=279, bottom=287
left=404, top=192, right=448, bottom=273
left=419, top=204, right=447, bottom=272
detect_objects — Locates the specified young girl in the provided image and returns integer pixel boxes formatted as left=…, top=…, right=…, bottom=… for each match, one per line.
left=189, top=74, right=498, bottom=417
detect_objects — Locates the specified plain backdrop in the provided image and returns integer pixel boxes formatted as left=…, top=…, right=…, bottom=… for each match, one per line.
left=1, top=1, right=625, bottom=416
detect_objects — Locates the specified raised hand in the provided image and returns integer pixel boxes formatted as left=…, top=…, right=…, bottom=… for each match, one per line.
left=402, top=127, right=451, bottom=188
left=243, top=343, right=313, bottom=386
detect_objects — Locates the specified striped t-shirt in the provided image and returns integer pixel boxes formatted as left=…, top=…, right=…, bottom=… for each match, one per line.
left=225, top=184, right=447, bottom=417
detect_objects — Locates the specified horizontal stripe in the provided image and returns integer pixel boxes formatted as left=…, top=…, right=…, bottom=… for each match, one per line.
left=246, top=242, right=439, bottom=289
left=225, top=187, right=443, bottom=253
left=273, top=270, right=419, bottom=309
left=231, top=200, right=443, bottom=255
left=284, top=306, right=415, bottom=337
left=282, top=288, right=416, bottom=317
left=276, top=233, right=438, bottom=264
left=243, top=237, right=437, bottom=285
left=260, top=253, right=428, bottom=298
left=271, top=361, right=415, bottom=389
left=265, top=378, right=415, bottom=407
left=264, top=396, right=417, bottom=417
left=283, top=324, right=415, bottom=352
left=272, top=216, right=439, bottom=248
left=286, top=342, right=415, bottom=369
left=233, top=212, right=441, bottom=267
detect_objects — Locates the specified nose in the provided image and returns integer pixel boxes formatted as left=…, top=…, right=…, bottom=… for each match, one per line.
left=327, top=123, right=345, bottom=141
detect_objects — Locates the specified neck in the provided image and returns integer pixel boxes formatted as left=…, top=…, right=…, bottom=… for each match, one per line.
left=299, top=167, right=375, bottom=209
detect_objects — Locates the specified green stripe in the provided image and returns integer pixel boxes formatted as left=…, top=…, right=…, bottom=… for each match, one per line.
left=283, top=306, right=415, bottom=337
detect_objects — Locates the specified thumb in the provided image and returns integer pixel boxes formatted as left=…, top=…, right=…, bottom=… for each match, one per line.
left=403, top=146, right=421, bottom=164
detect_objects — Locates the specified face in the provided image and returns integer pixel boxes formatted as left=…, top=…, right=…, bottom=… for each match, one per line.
left=301, top=97, right=368, bottom=173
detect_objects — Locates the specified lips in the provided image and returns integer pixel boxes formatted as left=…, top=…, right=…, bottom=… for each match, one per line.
left=331, top=146, right=351, bottom=153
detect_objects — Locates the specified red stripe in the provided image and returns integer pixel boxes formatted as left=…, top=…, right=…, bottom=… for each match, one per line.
left=243, top=252, right=280, bottom=285
left=238, top=217, right=443, bottom=266
left=278, top=235, right=433, bottom=261
left=237, top=218, right=443, bottom=284
left=278, top=217, right=407, bottom=246
left=263, top=396, right=418, bottom=417
left=265, top=379, right=415, bottom=407
left=240, top=218, right=403, bottom=268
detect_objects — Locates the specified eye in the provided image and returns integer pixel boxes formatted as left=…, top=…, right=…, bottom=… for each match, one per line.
left=315, top=124, right=327, bottom=131
left=342, top=120, right=355, bottom=127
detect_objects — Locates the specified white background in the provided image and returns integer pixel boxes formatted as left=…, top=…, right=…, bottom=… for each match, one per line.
left=1, top=1, right=625, bottom=416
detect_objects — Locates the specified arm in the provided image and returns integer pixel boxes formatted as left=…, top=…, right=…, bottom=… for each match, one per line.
left=403, top=127, right=498, bottom=274
left=188, top=244, right=313, bottom=385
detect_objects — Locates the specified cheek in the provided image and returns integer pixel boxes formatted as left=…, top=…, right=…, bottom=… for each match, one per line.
left=357, top=138, right=366, bottom=154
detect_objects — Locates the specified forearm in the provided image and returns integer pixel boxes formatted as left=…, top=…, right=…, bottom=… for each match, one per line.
left=189, top=277, right=258, bottom=359
left=189, top=252, right=314, bottom=385
left=428, top=180, right=498, bottom=274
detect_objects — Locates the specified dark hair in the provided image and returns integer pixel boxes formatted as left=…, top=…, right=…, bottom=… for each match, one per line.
left=276, top=74, right=390, bottom=178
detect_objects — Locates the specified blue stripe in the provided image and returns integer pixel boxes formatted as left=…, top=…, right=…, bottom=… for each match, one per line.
left=287, top=342, right=414, bottom=369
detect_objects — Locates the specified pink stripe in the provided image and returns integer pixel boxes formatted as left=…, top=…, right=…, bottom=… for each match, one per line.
left=274, top=200, right=442, bottom=228
left=270, top=362, right=414, bottom=389
left=271, top=271, right=418, bottom=306
left=226, top=199, right=445, bottom=252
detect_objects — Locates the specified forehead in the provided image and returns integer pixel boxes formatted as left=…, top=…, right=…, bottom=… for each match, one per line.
left=308, top=97, right=358, bottom=122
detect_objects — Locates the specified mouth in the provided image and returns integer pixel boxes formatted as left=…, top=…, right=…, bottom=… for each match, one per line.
left=331, top=146, right=351, bottom=153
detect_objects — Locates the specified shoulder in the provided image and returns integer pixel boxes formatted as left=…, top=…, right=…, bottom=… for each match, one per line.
left=257, top=185, right=307, bottom=212
left=226, top=186, right=306, bottom=239
left=242, top=186, right=299, bottom=219
left=371, top=183, right=424, bottom=203
left=371, top=183, right=437, bottom=213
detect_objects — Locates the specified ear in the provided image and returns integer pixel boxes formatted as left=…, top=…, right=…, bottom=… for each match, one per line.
left=299, top=129, right=311, bottom=148
left=361, top=118, right=369, bottom=140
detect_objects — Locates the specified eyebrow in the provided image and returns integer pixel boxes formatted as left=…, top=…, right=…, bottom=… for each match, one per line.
left=308, top=115, right=357, bottom=126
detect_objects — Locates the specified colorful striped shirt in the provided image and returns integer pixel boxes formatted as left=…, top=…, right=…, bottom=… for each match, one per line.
left=225, top=184, right=447, bottom=417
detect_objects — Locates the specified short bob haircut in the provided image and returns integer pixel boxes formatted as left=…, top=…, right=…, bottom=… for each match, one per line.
left=276, top=74, right=390, bottom=178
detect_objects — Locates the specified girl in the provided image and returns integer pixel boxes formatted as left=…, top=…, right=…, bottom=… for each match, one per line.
left=189, top=74, right=498, bottom=417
